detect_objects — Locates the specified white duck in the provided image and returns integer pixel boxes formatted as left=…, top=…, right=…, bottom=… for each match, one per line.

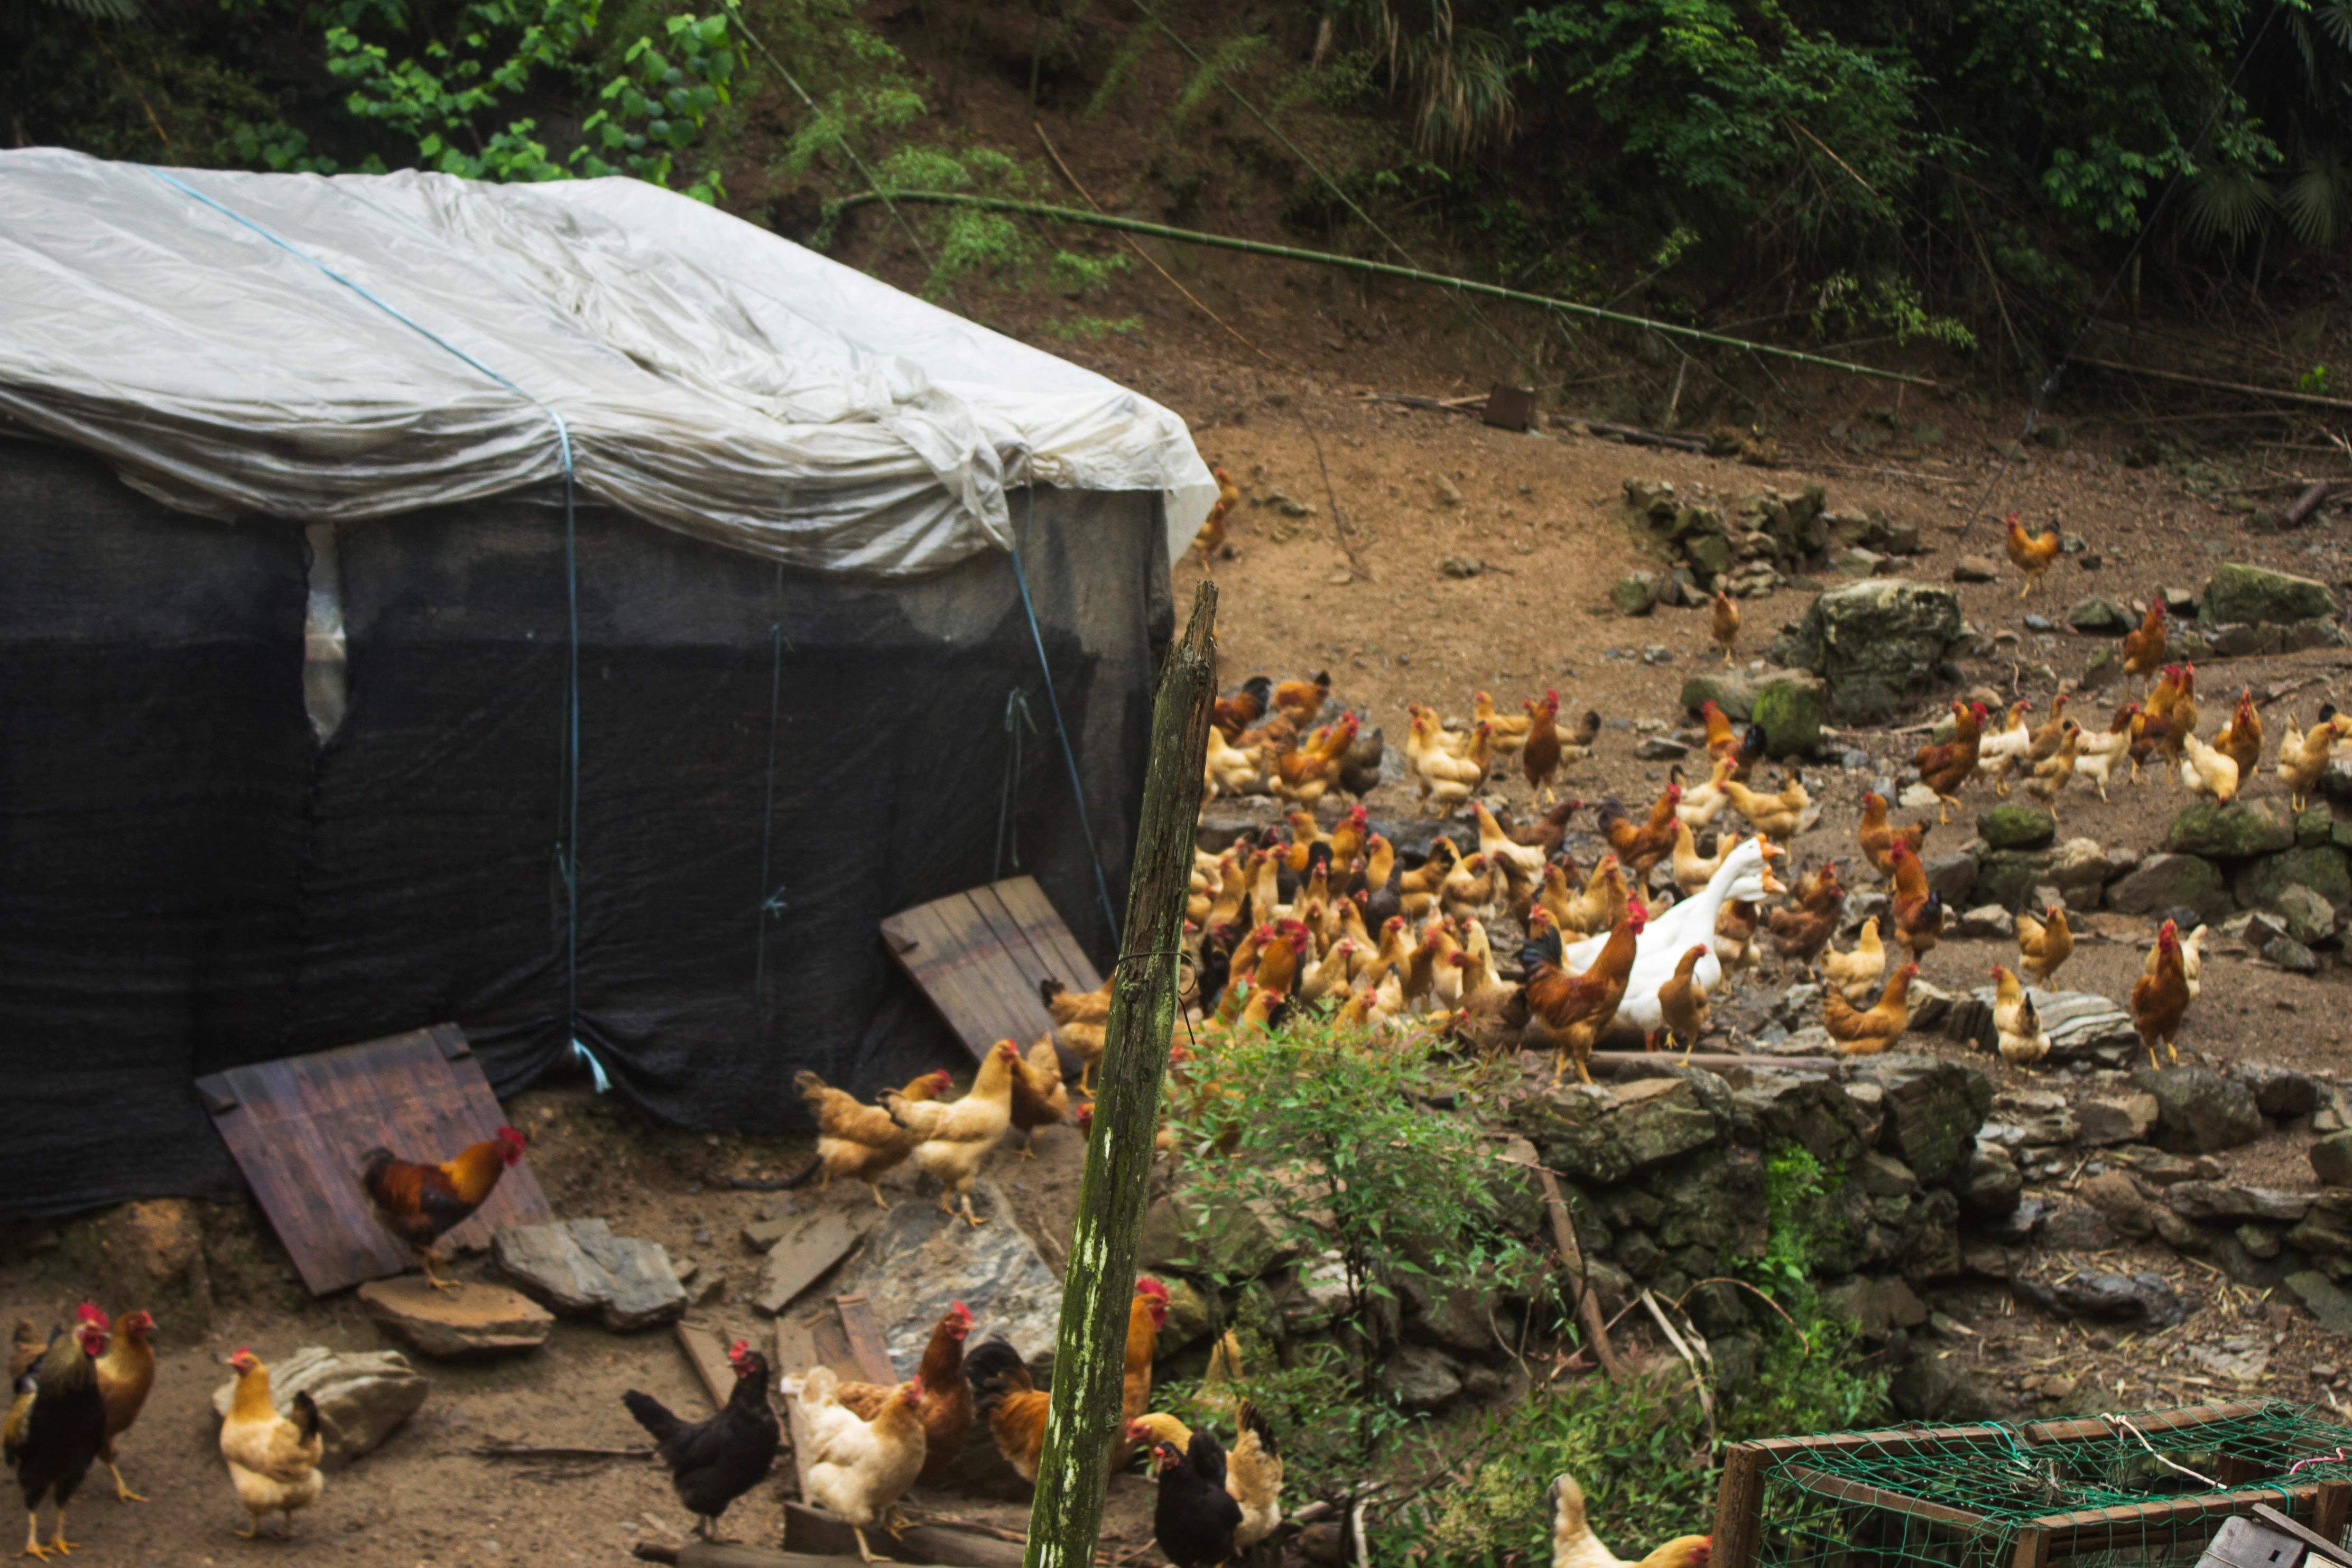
left=1559, top=833, right=1786, bottom=1033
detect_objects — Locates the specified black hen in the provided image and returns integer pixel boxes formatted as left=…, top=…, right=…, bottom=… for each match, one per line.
left=623, top=1342, right=780, bottom=1541
left=1151, top=1429, right=1243, bottom=1568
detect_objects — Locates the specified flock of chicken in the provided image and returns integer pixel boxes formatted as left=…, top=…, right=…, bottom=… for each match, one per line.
left=1183, top=579, right=2352, bottom=1097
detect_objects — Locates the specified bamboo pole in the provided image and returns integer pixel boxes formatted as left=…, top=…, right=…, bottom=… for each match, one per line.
left=1022, top=581, right=1219, bottom=1568
left=829, top=192, right=1938, bottom=387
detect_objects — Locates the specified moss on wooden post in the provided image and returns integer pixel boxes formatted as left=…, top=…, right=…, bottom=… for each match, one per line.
left=1022, top=581, right=1218, bottom=1568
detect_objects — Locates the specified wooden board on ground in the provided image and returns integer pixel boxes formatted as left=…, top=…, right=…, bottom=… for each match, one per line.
left=774, top=1320, right=822, bottom=1500
left=633, top=1544, right=962, bottom=1568
left=756, top=1208, right=873, bottom=1316
left=674, top=1321, right=738, bottom=1410
left=195, top=1022, right=551, bottom=1295
left=784, top=1504, right=1026, bottom=1568
left=830, top=1296, right=897, bottom=1385
left=879, top=876, right=1103, bottom=1062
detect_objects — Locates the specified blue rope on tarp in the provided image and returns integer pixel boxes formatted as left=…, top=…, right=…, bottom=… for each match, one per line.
left=142, top=167, right=600, bottom=1088
left=1009, top=486, right=1122, bottom=945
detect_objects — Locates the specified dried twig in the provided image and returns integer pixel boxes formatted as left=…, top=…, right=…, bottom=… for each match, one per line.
left=1297, top=417, right=1374, bottom=583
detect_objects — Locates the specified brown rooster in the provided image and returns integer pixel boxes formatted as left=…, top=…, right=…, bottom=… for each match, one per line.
left=1855, top=791, right=1931, bottom=881
left=1911, top=701, right=1988, bottom=824
left=1599, top=783, right=1683, bottom=879
left=2122, top=597, right=2166, bottom=678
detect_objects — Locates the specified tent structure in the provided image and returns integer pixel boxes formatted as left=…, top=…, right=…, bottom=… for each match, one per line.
left=0, top=149, right=1212, bottom=1222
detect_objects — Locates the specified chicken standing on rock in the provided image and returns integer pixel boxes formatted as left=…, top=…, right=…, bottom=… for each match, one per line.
left=623, top=1340, right=780, bottom=1542
left=358, top=1124, right=527, bottom=1291
left=1998, top=991, right=2051, bottom=1079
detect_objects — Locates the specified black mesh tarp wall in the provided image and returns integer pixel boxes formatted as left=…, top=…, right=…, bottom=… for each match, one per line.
left=0, top=440, right=1172, bottom=1221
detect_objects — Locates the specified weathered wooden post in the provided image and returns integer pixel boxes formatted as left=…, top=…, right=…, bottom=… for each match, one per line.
left=1022, top=580, right=1218, bottom=1568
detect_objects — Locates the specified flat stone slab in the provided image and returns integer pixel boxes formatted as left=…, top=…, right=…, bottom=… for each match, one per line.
left=210, top=1346, right=429, bottom=1467
left=829, top=1180, right=1063, bottom=1376
left=1948, top=986, right=2136, bottom=1066
left=358, top=1276, right=554, bottom=1359
left=2164, top=1181, right=2314, bottom=1223
left=492, top=1217, right=687, bottom=1331
left=2288, top=1270, right=2352, bottom=1335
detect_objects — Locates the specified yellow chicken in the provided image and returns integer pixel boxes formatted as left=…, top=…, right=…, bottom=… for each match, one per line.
left=2179, top=731, right=2241, bottom=803
left=1819, top=917, right=1886, bottom=1005
left=1724, top=772, right=1811, bottom=838
left=219, top=1349, right=325, bottom=1541
left=1670, top=820, right=1728, bottom=895
left=887, top=1043, right=1019, bottom=1226
left=2014, top=905, right=2073, bottom=984
left=1997, top=991, right=2051, bottom=1079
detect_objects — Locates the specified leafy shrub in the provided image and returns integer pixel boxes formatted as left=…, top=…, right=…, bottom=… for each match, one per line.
left=1158, top=1018, right=1533, bottom=1370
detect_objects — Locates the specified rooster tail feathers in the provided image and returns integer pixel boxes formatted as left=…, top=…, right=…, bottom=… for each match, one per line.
left=775, top=1157, right=823, bottom=1191
left=622, top=1388, right=686, bottom=1445
left=1237, top=1399, right=1278, bottom=1455
left=962, top=1335, right=1034, bottom=1415
left=292, top=1390, right=322, bottom=1441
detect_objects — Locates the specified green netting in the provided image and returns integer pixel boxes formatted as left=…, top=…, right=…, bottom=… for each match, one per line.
left=1749, top=1400, right=2352, bottom=1567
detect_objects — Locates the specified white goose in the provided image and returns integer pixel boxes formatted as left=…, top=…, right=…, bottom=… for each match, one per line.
left=1558, top=833, right=1786, bottom=1033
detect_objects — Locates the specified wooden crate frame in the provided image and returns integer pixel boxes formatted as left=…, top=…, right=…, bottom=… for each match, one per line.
left=1711, top=1403, right=2352, bottom=1568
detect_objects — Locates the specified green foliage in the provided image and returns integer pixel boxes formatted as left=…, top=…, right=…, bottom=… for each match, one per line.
left=1810, top=272, right=1977, bottom=349
left=1037, top=313, right=1143, bottom=341
left=323, top=0, right=736, bottom=197
left=1172, top=33, right=1268, bottom=122
left=1385, top=1143, right=1885, bottom=1566
left=1161, top=1341, right=1414, bottom=1504
left=1161, top=1019, right=1531, bottom=1360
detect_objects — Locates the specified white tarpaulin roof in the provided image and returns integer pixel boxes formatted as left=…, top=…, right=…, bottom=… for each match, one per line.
left=0, top=148, right=1215, bottom=574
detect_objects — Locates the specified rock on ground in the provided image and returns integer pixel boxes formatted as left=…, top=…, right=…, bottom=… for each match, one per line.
left=2134, top=1067, right=2263, bottom=1153
left=357, top=1276, right=554, bottom=1359
left=1767, top=578, right=1963, bottom=724
left=2201, top=563, right=2341, bottom=627
left=831, top=1180, right=1066, bottom=1376
left=492, top=1218, right=687, bottom=1331
left=210, top=1347, right=429, bottom=1467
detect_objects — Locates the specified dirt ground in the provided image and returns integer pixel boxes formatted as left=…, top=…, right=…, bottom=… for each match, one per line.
left=8, top=263, right=2352, bottom=1565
